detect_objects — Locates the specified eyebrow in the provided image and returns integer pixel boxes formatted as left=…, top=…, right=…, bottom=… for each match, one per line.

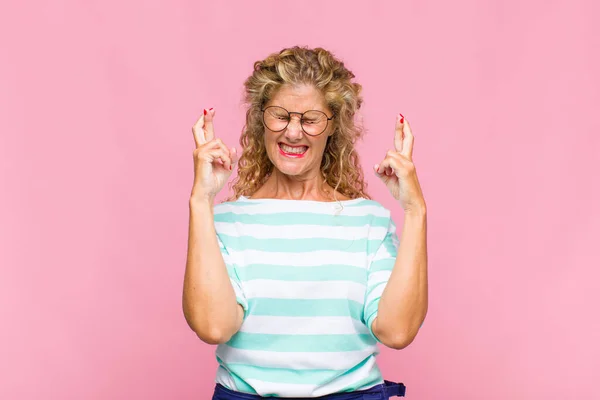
left=267, top=105, right=331, bottom=115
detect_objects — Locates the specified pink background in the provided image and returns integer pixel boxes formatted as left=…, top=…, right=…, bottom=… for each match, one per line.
left=1, top=0, right=598, bottom=399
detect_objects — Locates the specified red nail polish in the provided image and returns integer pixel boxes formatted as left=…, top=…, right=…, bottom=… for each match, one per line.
left=204, top=109, right=207, bottom=115
left=209, top=107, right=214, bottom=111
left=399, top=113, right=404, bottom=123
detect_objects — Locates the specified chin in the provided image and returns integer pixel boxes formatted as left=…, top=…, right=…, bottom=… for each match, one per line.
left=272, top=160, right=307, bottom=176
left=266, top=153, right=305, bottom=177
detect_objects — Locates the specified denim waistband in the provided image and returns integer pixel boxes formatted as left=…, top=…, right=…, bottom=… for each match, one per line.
left=212, top=380, right=406, bottom=400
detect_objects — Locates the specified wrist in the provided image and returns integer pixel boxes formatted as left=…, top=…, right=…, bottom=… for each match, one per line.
left=189, top=195, right=214, bottom=209
left=404, top=203, right=427, bottom=217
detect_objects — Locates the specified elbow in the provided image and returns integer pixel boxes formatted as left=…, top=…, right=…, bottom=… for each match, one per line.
left=384, top=333, right=416, bottom=350
left=373, top=318, right=420, bottom=350
left=182, top=307, right=232, bottom=345
left=195, top=327, right=232, bottom=345
left=187, top=317, right=233, bottom=345
left=375, top=325, right=416, bottom=349
left=183, top=298, right=243, bottom=345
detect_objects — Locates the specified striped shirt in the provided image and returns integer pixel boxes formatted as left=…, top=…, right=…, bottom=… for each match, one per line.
left=213, top=195, right=399, bottom=398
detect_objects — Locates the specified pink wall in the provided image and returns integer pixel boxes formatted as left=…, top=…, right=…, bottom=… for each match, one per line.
left=1, top=0, right=598, bottom=398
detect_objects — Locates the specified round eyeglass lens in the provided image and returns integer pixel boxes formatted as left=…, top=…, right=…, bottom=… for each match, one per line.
left=263, top=106, right=329, bottom=136
left=301, top=110, right=328, bottom=136
left=263, top=106, right=290, bottom=132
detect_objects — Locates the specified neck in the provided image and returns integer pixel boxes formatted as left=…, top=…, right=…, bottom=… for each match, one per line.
left=258, top=169, right=334, bottom=201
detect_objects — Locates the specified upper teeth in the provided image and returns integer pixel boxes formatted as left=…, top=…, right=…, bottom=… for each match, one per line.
left=280, top=144, right=307, bottom=154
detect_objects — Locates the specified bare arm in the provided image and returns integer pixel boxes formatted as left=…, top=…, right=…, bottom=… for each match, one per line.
left=372, top=209, right=428, bottom=349
left=182, top=198, right=244, bottom=345
left=372, top=114, right=428, bottom=349
left=183, top=109, right=242, bottom=344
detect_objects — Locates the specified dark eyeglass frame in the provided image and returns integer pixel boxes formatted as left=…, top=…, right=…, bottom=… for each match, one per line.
left=260, top=105, right=335, bottom=137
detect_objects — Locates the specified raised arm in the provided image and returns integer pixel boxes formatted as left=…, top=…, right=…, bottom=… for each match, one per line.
left=182, top=108, right=243, bottom=344
left=372, top=113, right=428, bottom=349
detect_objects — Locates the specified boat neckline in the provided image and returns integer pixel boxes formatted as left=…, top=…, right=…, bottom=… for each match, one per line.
left=237, top=195, right=367, bottom=205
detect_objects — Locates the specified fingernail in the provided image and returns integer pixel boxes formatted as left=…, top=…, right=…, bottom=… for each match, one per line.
left=204, top=109, right=207, bottom=115
left=399, top=113, right=404, bottom=123
left=209, top=107, right=214, bottom=111
left=229, top=165, right=233, bottom=171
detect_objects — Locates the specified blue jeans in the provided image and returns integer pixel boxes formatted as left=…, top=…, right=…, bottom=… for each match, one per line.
left=211, top=380, right=406, bottom=400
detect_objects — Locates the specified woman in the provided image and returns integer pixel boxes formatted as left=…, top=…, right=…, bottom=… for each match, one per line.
left=183, top=46, right=427, bottom=399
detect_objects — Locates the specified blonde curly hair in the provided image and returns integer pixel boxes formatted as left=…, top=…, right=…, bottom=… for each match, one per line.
left=227, top=46, right=370, bottom=201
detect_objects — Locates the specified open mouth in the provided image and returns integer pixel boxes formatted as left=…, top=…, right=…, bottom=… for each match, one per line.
left=278, top=143, right=308, bottom=157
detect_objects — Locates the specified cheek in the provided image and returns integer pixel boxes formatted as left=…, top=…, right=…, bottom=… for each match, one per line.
left=264, top=133, right=277, bottom=149
left=315, top=136, right=331, bottom=153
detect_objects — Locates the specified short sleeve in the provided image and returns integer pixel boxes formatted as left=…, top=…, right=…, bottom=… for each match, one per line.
left=363, top=218, right=400, bottom=342
left=217, top=235, right=249, bottom=319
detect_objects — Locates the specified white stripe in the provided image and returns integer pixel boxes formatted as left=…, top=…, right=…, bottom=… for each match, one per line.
left=240, top=356, right=381, bottom=397
left=366, top=284, right=386, bottom=306
left=372, top=246, right=395, bottom=262
left=246, top=380, right=315, bottom=397
left=240, top=316, right=370, bottom=335
left=215, top=202, right=390, bottom=218
left=215, top=222, right=388, bottom=241
left=222, top=253, right=235, bottom=265
left=230, top=278, right=247, bottom=305
left=313, top=355, right=381, bottom=396
left=232, top=249, right=369, bottom=268
left=243, top=280, right=366, bottom=303
left=215, top=366, right=238, bottom=391
left=216, top=345, right=378, bottom=370
left=367, top=271, right=392, bottom=287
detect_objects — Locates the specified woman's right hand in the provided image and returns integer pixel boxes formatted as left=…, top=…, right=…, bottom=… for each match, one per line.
left=190, top=108, right=238, bottom=202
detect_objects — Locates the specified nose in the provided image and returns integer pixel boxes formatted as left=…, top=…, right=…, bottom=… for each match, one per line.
left=284, top=115, right=304, bottom=141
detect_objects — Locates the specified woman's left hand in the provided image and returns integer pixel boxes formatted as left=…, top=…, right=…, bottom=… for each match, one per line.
left=374, top=114, right=426, bottom=214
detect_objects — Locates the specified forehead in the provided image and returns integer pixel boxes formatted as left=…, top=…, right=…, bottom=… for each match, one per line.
left=268, top=84, right=329, bottom=112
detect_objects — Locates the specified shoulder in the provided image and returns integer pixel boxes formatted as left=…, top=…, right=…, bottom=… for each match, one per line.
left=213, top=196, right=251, bottom=214
left=350, top=198, right=392, bottom=216
left=350, top=199, right=397, bottom=234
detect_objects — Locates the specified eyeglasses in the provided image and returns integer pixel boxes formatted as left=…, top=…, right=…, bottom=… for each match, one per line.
left=260, top=106, right=334, bottom=136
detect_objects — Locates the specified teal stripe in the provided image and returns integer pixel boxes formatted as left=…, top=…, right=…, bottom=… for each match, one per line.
left=219, top=235, right=381, bottom=254
left=225, top=263, right=236, bottom=275
left=214, top=212, right=389, bottom=228
left=381, top=232, right=398, bottom=255
left=249, top=298, right=364, bottom=321
left=364, top=308, right=379, bottom=344
left=238, top=264, right=367, bottom=283
left=341, top=361, right=384, bottom=391
left=227, top=332, right=376, bottom=352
